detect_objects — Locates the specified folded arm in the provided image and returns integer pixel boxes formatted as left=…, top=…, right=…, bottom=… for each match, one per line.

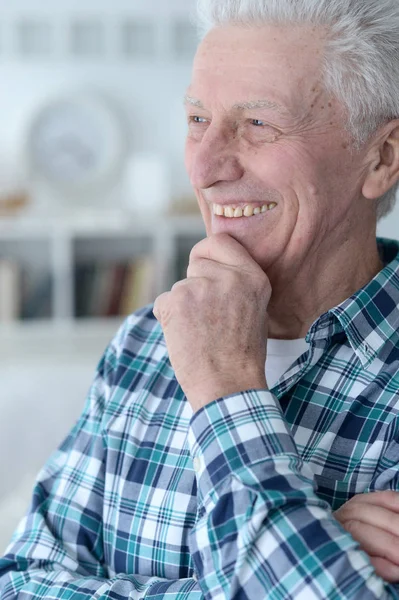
left=188, top=391, right=399, bottom=600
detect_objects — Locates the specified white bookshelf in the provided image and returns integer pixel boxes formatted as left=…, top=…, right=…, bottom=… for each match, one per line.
left=0, top=208, right=206, bottom=334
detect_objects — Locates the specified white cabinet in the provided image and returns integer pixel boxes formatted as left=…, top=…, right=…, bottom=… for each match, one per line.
left=0, top=209, right=206, bottom=329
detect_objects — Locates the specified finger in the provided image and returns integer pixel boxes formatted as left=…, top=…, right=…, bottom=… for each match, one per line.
left=369, top=556, right=399, bottom=583
left=171, top=277, right=207, bottom=292
left=153, top=291, right=170, bottom=323
left=190, top=234, right=264, bottom=274
left=336, top=498, right=399, bottom=536
left=341, top=490, right=399, bottom=512
left=342, top=521, right=399, bottom=567
left=186, top=257, right=231, bottom=280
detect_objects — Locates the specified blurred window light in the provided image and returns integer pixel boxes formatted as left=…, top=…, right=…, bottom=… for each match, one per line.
left=16, top=20, right=52, bottom=57
left=70, top=20, right=105, bottom=57
left=172, top=20, right=198, bottom=59
left=121, top=21, right=155, bottom=59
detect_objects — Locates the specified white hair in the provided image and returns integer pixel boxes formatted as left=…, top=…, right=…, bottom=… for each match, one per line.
left=195, top=0, right=399, bottom=220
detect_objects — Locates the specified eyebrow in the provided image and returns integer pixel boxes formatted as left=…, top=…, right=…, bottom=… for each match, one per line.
left=184, top=95, right=205, bottom=108
left=184, top=95, right=288, bottom=115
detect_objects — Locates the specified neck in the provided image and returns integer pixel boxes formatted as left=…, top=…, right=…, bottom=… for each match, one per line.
left=266, top=234, right=384, bottom=340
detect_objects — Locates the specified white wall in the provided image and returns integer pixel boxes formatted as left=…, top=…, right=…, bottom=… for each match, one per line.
left=0, top=0, right=197, bottom=205
left=378, top=204, right=399, bottom=240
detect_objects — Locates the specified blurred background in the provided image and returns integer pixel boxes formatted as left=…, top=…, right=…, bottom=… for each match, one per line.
left=0, top=0, right=205, bottom=550
left=0, top=0, right=398, bottom=551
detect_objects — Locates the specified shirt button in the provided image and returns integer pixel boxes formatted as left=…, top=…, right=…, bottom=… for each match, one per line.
left=193, top=457, right=202, bottom=473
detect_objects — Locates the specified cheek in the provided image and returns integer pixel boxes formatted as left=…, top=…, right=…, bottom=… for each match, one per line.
left=268, top=144, right=316, bottom=181
left=185, top=138, right=213, bottom=231
left=184, top=138, right=194, bottom=178
left=185, top=137, right=204, bottom=185
left=256, top=142, right=340, bottom=208
left=197, top=194, right=212, bottom=236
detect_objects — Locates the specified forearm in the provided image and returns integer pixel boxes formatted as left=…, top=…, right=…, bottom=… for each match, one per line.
left=188, top=391, right=399, bottom=600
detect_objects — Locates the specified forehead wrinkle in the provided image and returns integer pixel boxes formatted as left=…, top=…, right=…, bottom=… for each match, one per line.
left=184, top=95, right=291, bottom=117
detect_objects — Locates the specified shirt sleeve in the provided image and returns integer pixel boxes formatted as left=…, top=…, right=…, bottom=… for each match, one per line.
left=0, top=319, right=203, bottom=600
left=187, top=390, right=399, bottom=600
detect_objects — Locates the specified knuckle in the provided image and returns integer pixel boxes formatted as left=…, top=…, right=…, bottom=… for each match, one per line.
left=189, top=238, right=208, bottom=262
left=172, top=278, right=207, bottom=305
left=381, top=490, right=399, bottom=502
left=344, top=519, right=361, bottom=536
left=171, top=282, right=190, bottom=303
left=389, top=528, right=399, bottom=549
left=339, top=503, right=365, bottom=525
left=153, top=293, right=173, bottom=326
left=186, top=262, right=195, bottom=278
left=186, top=259, right=205, bottom=279
left=153, top=292, right=167, bottom=314
left=188, top=246, right=197, bottom=264
left=171, top=279, right=185, bottom=292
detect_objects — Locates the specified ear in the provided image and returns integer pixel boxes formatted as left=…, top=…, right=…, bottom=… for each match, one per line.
left=362, top=120, right=399, bottom=200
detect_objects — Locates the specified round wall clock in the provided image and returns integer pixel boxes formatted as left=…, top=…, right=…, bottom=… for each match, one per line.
left=25, top=91, right=129, bottom=199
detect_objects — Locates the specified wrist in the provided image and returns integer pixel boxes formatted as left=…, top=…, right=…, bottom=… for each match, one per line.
left=187, top=375, right=268, bottom=413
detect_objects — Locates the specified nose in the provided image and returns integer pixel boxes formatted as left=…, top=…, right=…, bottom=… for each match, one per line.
left=188, top=123, right=244, bottom=190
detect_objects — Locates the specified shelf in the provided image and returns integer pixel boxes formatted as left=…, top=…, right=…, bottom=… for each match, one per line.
left=0, top=210, right=206, bottom=325
left=0, top=210, right=205, bottom=238
left=0, top=317, right=126, bottom=360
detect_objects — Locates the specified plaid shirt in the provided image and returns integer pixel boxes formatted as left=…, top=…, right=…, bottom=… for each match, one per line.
left=1, top=237, right=399, bottom=600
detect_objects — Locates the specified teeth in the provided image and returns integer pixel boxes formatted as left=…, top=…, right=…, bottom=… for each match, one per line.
left=234, top=207, right=243, bottom=218
left=212, top=202, right=278, bottom=218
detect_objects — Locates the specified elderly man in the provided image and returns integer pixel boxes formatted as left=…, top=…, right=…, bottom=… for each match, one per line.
left=2, top=0, right=399, bottom=598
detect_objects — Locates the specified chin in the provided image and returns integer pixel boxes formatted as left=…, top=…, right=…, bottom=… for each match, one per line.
left=198, top=199, right=284, bottom=268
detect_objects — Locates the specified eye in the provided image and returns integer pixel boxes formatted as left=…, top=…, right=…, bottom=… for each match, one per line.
left=189, top=116, right=208, bottom=124
left=251, top=119, right=267, bottom=127
left=247, top=119, right=281, bottom=142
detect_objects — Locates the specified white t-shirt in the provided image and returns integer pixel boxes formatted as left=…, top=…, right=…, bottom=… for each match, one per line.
left=266, top=338, right=309, bottom=388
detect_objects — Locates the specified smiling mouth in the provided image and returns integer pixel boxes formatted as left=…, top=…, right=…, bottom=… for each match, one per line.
left=212, top=202, right=278, bottom=218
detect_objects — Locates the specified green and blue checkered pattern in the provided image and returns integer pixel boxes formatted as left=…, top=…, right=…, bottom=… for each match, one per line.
left=1, top=238, right=399, bottom=599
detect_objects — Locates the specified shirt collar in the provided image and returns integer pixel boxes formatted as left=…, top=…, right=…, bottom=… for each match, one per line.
left=306, top=238, right=399, bottom=368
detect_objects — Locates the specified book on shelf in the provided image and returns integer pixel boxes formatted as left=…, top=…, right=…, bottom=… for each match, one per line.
left=119, top=256, right=155, bottom=316
left=74, top=256, right=156, bottom=318
left=0, top=261, right=52, bottom=322
left=0, top=259, right=20, bottom=322
left=106, top=263, right=128, bottom=317
left=20, top=270, right=52, bottom=320
left=75, top=263, right=96, bottom=318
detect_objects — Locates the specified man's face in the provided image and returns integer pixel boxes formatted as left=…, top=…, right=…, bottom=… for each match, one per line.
left=184, top=24, right=371, bottom=274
